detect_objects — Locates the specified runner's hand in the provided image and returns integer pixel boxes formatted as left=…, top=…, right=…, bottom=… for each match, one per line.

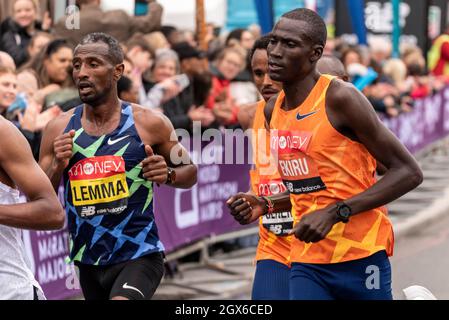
left=226, top=193, right=265, bottom=225
left=290, top=207, right=339, bottom=243
left=141, top=145, right=168, bottom=184
left=52, top=130, right=75, bottom=172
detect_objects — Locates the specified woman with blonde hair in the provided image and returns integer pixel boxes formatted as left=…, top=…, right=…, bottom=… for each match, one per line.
left=0, top=0, right=52, bottom=67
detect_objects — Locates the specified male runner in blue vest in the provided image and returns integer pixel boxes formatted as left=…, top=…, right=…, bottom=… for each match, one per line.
left=39, top=33, right=197, bottom=300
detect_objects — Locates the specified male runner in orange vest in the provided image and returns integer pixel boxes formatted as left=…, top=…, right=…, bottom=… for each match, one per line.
left=229, top=8, right=422, bottom=300
left=230, top=35, right=290, bottom=300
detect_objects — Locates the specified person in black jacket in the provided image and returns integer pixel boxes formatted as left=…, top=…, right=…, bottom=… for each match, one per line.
left=0, top=0, right=51, bottom=67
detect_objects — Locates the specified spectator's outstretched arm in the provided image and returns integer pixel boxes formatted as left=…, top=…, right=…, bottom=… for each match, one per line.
left=0, top=118, right=64, bottom=230
left=129, top=1, right=163, bottom=35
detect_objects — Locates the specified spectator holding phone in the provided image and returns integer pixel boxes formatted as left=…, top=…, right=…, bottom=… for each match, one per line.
left=144, top=49, right=214, bottom=131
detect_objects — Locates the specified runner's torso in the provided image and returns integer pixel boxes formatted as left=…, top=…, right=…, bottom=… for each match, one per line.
left=63, top=102, right=164, bottom=265
left=270, top=74, right=394, bottom=264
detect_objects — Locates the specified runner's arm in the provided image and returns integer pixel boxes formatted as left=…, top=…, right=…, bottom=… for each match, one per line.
left=227, top=191, right=292, bottom=225
left=39, top=116, right=71, bottom=191
left=138, top=110, right=197, bottom=189
left=0, top=119, right=64, bottom=230
left=326, top=80, right=423, bottom=217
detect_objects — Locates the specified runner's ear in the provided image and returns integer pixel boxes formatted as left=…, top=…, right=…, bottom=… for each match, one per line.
left=114, top=63, right=125, bottom=82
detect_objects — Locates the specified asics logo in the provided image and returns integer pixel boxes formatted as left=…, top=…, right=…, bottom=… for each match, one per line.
left=122, top=283, right=145, bottom=298
left=296, top=110, right=318, bottom=121
left=107, top=135, right=129, bottom=145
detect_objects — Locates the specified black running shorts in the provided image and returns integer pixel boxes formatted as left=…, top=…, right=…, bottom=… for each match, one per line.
left=76, top=252, right=164, bottom=300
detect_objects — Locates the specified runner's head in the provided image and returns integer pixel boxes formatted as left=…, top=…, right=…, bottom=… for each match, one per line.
left=268, top=8, right=326, bottom=83
left=317, top=55, right=349, bottom=82
left=249, top=34, right=282, bottom=102
left=73, top=33, right=124, bottom=105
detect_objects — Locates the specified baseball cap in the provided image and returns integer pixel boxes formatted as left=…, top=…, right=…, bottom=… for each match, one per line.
left=172, top=42, right=206, bottom=61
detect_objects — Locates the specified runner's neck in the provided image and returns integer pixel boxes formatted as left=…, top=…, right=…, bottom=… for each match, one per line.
left=282, top=70, right=321, bottom=111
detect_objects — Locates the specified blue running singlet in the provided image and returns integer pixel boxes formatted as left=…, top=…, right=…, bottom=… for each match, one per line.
left=63, top=103, right=164, bottom=265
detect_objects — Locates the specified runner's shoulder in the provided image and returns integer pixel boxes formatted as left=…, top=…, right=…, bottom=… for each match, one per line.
left=238, top=101, right=259, bottom=130
left=131, top=103, right=173, bottom=131
left=327, top=78, right=360, bottom=106
left=264, top=93, right=279, bottom=125
left=44, top=108, right=76, bottom=135
left=0, top=115, right=20, bottom=135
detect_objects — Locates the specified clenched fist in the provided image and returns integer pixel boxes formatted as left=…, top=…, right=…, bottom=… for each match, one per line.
left=52, top=129, right=75, bottom=172
left=141, top=145, right=168, bottom=185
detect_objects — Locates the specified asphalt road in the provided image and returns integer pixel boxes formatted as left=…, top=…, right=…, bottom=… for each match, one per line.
left=391, top=211, right=449, bottom=300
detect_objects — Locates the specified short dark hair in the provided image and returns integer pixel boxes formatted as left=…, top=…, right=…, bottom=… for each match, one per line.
left=281, top=8, right=327, bottom=47
left=77, top=32, right=124, bottom=65
left=249, top=34, right=271, bottom=63
left=225, top=28, right=245, bottom=46
left=160, top=26, right=178, bottom=39
left=317, top=55, right=348, bottom=79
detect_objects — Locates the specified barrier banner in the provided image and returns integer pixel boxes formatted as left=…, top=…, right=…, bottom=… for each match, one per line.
left=22, top=229, right=80, bottom=300
left=381, top=85, right=449, bottom=154
left=154, top=163, right=252, bottom=253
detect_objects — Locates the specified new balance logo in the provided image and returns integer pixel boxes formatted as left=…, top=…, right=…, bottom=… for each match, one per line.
left=80, top=206, right=96, bottom=217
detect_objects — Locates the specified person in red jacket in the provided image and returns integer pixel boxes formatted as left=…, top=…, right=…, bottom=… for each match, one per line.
left=206, top=47, right=247, bottom=126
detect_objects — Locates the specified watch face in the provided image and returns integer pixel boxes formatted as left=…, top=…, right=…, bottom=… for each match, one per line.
left=340, top=207, right=351, bottom=218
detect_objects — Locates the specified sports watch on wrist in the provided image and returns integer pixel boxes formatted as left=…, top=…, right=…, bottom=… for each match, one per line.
left=165, top=167, right=176, bottom=185
left=335, top=201, right=351, bottom=223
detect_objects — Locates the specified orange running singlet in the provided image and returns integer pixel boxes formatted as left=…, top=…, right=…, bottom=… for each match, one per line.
left=270, top=75, right=394, bottom=264
left=250, top=100, right=293, bottom=266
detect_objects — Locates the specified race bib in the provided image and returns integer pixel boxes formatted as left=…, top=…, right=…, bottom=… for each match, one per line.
left=262, top=212, right=294, bottom=236
left=68, top=155, right=129, bottom=218
left=271, top=130, right=326, bottom=194
left=254, top=174, right=294, bottom=237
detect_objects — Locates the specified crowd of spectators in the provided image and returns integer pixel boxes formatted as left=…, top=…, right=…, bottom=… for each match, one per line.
left=0, top=0, right=448, bottom=162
